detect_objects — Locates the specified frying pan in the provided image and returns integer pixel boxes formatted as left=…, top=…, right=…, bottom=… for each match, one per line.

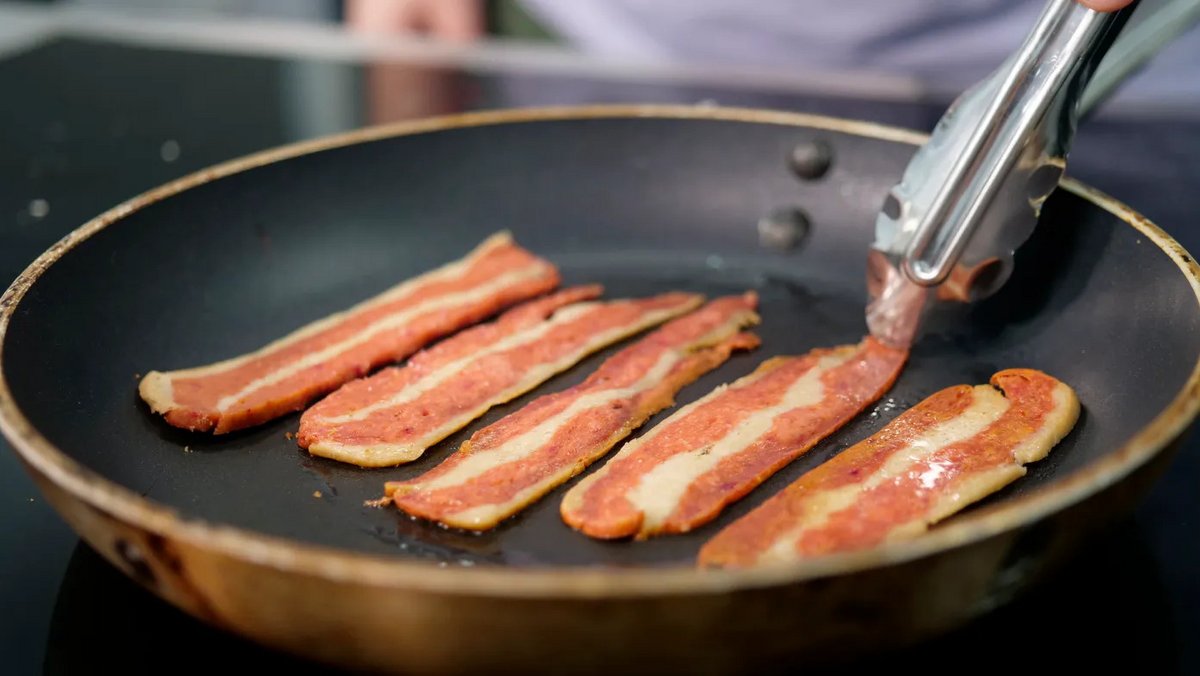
left=2, top=106, right=1197, bottom=673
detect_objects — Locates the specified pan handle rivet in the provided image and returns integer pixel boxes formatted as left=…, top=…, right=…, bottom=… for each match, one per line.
left=758, top=207, right=810, bottom=251
left=789, top=139, right=833, bottom=180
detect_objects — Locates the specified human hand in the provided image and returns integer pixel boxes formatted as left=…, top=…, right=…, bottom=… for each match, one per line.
left=1077, top=0, right=1137, bottom=11
left=345, top=0, right=479, bottom=124
left=345, top=0, right=484, bottom=43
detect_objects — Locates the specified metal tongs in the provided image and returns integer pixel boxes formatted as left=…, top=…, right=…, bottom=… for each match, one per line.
left=867, top=0, right=1200, bottom=347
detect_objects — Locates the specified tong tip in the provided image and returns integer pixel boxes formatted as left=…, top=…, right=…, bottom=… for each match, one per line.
left=866, top=251, right=929, bottom=349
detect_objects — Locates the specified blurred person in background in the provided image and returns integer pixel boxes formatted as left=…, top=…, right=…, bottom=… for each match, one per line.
left=60, top=0, right=1188, bottom=97
left=347, top=0, right=1160, bottom=90
left=339, top=0, right=1195, bottom=125
left=65, top=0, right=1195, bottom=123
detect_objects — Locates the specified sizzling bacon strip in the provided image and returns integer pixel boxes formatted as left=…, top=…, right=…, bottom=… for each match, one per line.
left=139, top=232, right=559, bottom=434
left=561, top=337, right=907, bottom=539
left=698, top=369, right=1079, bottom=568
left=385, top=293, right=762, bottom=531
left=297, top=287, right=704, bottom=467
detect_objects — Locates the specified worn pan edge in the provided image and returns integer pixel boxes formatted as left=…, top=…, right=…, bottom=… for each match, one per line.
left=0, top=104, right=1197, bottom=598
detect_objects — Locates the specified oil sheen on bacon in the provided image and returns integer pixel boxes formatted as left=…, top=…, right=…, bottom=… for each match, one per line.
left=297, top=287, right=704, bottom=467
left=561, top=337, right=907, bottom=539
left=385, top=293, right=762, bottom=531
left=138, top=232, right=559, bottom=434
left=698, top=369, right=1080, bottom=568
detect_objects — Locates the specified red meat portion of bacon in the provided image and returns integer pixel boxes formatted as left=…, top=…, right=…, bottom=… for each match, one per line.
left=384, top=293, right=762, bottom=531
left=297, top=287, right=703, bottom=466
left=562, top=337, right=907, bottom=539
left=139, top=232, right=558, bottom=434
left=698, top=369, right=1079, bottom=568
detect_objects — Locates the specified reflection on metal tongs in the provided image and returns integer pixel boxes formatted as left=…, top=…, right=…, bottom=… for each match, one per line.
left=867, top=0, right=1200, bottom=348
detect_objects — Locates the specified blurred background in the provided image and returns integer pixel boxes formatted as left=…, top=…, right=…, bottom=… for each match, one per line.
left=1, top=0, right=1198, bottom=673
left=4, top=0, right=1199, bottom=127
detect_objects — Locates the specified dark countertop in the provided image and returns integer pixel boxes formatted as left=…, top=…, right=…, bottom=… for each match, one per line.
left=2, top=37, right=1196, bottom=675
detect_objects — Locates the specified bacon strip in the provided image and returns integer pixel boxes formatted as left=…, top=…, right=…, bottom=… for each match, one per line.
left=698, top=369, right=1080, bottom=568
left=139, top=232, right=559, bottom=434
left=297, top=287, right=704, bottom=467
left=385, top=293, right=762, bottom=531
left=561, top=337, right=907, bottom=539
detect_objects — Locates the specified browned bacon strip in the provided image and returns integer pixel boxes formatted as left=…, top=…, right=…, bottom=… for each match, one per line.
left=139, top=232, right=558, bottom=434
left=385, top=293, right=762, bottom=531
left=561, top=337, right=907, bottom=539
left=698, top=369, right=1079, bottom=568
left=297, top=287, right=704, bottom=467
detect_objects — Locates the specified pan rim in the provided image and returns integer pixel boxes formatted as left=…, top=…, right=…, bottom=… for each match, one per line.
left=1, top=104, right=1197, bottom=598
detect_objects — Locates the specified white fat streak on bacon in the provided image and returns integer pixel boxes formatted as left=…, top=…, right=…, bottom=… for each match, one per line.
left=315, top=299, right=691, bottom=425
left=904, top=382, right=1078, bottom=531
left=389, top=300, right=760, bottom=530
left=313, top=304, right=598, bottom=423
left=625, top=352, right=852, bottom=532
left=413, top=350, right=681, bottom=500
left=565, top=349, right=856, bottom=533
left=564, top=383, right=736, bottom=510
left=749, top=383, right=1089, bottom=566
left=754, top=388, right=1007, bottom=564
left=304, top=297, right=701, bottom=465
left=144, top=232, right=516, bottom=397
left=446, top=413, right=642, bottom=529
left=211, top=264, right=550, bottom=413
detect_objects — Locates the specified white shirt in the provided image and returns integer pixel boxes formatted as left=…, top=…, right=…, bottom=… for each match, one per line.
left=520, top=0, right=1200, bottom=111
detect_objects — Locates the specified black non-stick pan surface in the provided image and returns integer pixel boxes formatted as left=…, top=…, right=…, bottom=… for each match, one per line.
left=3, top=108, right=1197, bottom=569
